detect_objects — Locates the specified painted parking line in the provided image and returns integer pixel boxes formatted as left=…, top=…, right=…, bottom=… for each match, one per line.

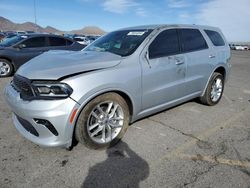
left=150, top=106, right=250, bottom=168
left=179, top=153, right=250, bottom=168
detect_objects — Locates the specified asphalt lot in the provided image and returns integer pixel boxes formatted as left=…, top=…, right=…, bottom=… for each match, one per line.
left=0, top=50, right=250, bottom=188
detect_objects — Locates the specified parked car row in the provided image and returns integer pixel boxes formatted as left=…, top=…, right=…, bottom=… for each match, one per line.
left=64, top=34, right=100, bottom=45
left=229, top=44, right=250, bottom=50
left=0, top=31, right=36, bottom=40
left=0, top=33, right=85, bottom=77
left=73, top=36, right=91, bottom=45
left=0, top=31, right=100, bottom=44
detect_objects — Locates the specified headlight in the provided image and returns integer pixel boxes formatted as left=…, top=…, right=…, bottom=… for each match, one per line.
left=32, top=81, right=73, bottom=99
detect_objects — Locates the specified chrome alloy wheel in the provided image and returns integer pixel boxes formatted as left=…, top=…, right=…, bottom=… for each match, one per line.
left=0, top=61, right=11, bottom=76
left=211, top=77, right=223, bottom=102
left=87, top=101, right=124, bottom=144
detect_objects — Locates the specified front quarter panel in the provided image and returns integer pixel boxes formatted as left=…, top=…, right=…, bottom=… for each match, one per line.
left=63, top=58, right=142, bottom=120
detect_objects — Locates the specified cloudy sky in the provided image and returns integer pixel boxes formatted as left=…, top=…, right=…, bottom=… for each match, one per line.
left=1, top=0, right=250, bottom=41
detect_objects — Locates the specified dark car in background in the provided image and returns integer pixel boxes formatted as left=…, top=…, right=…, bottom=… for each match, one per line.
left=0, top=33, right=5, bottom=42
left=0, top=34, right=85, bottom=77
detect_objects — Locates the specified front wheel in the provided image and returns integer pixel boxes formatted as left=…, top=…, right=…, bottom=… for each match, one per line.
left=75, top=93, right=129, bottom=149
left=199, top=72, right=224, bottom=106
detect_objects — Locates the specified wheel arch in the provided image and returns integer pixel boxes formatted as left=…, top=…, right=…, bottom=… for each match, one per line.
left=70, top=89, right=135, bottom=145
left=214, top=66, right=226, bottom=79
left=73, top=88, right=134, bottom=125
left=201, top=65, right=227, bottom=97
left=71, top=89, right=134, bottom=145
left=0, top=56, right=16, bottom=71
left=78, top=89, right=134, bottom=119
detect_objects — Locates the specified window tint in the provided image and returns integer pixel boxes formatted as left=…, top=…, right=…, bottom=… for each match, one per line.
left=149, top=29, right=180, bottom=59
left=21, top=37, right=46, bottom=48
left=204, top=30, right=225, bottom=46
left=180, top=29, right=208, bottom=52
left=49, top=37, right=66, bottom=46
left=66, top=39, right=73, bottom=46
left=0, top=35, right=26, bottom=47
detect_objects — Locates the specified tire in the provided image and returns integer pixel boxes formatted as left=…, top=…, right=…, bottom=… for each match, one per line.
left=199, top=72, right=224, bottom=106
left=0, top=59, right=13, bottom=77
left=75, top=92, right=129, bottom=149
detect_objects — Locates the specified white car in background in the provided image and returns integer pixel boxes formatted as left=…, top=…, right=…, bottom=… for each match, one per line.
left=73, top=36, right=90, bottom=46
left=234, top=45, right=249, bottom=50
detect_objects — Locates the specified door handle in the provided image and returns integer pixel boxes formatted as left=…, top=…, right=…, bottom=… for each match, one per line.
left=209, top=55, right=216, bottom=58
left=175, top=59, right=184, bottom=65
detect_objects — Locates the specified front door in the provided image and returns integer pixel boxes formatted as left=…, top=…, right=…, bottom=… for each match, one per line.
left=141, top=29, right=186, bottom=110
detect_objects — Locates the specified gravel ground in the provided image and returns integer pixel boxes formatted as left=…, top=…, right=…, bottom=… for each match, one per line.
left=0, top=50, right=249, bottom=188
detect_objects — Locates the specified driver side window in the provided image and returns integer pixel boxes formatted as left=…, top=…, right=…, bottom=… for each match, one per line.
left=149, top=29, right=180, bottom=59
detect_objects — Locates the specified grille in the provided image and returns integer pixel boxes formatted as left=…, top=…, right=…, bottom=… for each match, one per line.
left=12, top=75, right=35, bottom=99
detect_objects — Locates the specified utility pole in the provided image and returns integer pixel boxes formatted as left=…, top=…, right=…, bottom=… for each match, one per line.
left=34, top=0, right=37, bottom=32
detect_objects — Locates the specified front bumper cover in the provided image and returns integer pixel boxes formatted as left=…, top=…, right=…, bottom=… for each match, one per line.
left=4, top=83, right=80, bottom=148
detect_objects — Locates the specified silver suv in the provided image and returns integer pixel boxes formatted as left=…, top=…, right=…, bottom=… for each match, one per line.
left=4, top=25, right=231, bottom=149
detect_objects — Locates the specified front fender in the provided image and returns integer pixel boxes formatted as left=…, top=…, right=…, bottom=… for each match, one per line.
left=74, top=86, right=136, bottom=116
left=66, top=87, right=136, bottom=142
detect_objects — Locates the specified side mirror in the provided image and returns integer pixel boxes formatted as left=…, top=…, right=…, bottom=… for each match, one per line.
left=16, top=43, right=26, bottom=49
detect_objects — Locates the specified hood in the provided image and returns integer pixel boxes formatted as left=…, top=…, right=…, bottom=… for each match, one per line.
left=17, top=50, right=122, bottom=80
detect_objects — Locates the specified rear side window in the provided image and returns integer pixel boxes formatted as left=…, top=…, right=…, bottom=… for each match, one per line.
left=21, top=37, right=46, bottom=48
left=204, top=30, right=225, bottom=46
left=180, top=29, right=208, bottom=52
left=49, top=37, right=67, bottom=46
left=149, top=29, right=180, bottom=59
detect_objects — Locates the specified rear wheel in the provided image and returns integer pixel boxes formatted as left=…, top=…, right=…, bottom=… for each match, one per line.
left=0, top=59, right=13, bottom=77
left=199, top=72, right=224, bottom=106
left=75, top=93, right=129, bottom=149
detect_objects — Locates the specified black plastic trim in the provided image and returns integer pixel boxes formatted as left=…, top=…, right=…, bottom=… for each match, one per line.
left=16, top=115, right=39, bottom=137
left=34, top=119, right=58, bottom=136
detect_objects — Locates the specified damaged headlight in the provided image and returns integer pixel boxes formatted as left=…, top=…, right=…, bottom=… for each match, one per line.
left=32, top=81, right=73, bottom=99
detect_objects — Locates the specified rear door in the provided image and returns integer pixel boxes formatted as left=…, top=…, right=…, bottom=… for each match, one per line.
left=204, top=29, right=230, bottom=67
left=141, top=29, right=187, bottom=110
left=178, top=28, right=211, bottom=95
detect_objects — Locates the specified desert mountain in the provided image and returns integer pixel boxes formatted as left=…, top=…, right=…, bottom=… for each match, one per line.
left=0, top=16, right=105, bottom=35
left=71, top=26, right=106, bottom=35
left=43, top=26, right=61, bottom=34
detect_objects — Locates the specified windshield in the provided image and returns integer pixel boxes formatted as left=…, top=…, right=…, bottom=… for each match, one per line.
left=84, top=29, right=152, bottom=56
left=0, top=35, right=27, bottom=47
